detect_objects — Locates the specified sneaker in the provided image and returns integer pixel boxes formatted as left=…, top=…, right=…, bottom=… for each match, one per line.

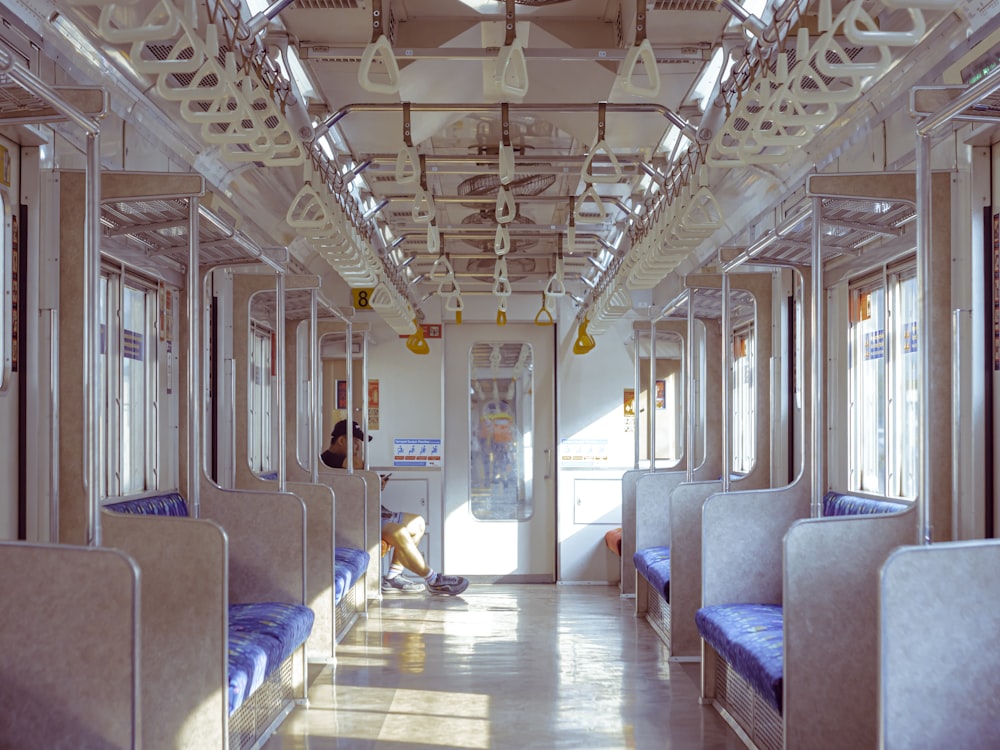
left=426, top=574, right=469, bottom=596
left=382, top=575, right=426, bottom=594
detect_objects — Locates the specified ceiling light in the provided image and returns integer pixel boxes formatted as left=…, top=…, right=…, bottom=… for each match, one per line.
left=691, top=47, right=725, bottom=112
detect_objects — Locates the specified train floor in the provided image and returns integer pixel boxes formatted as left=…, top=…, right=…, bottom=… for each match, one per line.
left=264, top=583, right=744, bottom=749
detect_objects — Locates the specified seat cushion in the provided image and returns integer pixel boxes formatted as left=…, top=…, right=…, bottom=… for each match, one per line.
left=227, top=602, right=315, bottom=715
left=104, top=493, right=189, bottom=517
left=227, top=628, right=271, bottom=715
left=633, top=546, right=671, bottom=600
left=696, top=603, right=784, bottom=713
left=334, top=547, right=371, bottom=605
left=822, top=492, right=908, bottom=517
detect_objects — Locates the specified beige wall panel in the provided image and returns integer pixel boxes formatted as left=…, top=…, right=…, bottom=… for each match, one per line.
left=784, top=508, right=918, bottom=749
left=288, top=480, right=338, bottom=661
left=318, top=468, right=382, bottom=603
left=0, top=543, right=140, bottom=748
left=668, top=480, right=721, bottom=659
left=880, top=541, right=1000, bottom=749
left=701, top=481, right=811, bottom=608
left=199, top=481, right=307, bottom=604
left=102, top=511, right=227, bottom=749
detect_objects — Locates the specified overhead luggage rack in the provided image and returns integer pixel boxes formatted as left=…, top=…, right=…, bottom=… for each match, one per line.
left=720, top=195, right=916, bottom=272
left=100, top=197, right=286, bottom=273
left=0, top=76, right=106, bottom=124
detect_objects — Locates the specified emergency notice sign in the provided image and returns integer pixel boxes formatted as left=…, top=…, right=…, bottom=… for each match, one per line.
left=393, top=438, right=442, bottom=467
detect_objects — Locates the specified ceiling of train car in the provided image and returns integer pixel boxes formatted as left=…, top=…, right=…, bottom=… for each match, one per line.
left=277, top=0, right=732, bottom=305
left=10, top=0, right=985, bottom=338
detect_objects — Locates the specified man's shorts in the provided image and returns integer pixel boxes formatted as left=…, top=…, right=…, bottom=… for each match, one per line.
left=381, top=507, right=403, bottom=526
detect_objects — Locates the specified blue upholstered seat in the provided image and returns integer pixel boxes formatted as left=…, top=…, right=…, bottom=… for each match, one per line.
left=822, top=492, right=908, bottom=517
left=105, top=493, right=189, bottom=517
left=335, top=547, right=371, bottom=605
left=106, top=492, right=315, bottom=715
left=696, top=603, right=784, bottom=712
left=227, top=602, right=315, bottom=714
left=633, top=546, right=671, bottom=600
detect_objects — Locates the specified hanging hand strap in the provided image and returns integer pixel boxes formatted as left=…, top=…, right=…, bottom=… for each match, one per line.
left=412, top=155, right=436, bottom=223
left=359, top=0, right=400, bottom=94
left=581, top=103, right=622, bottom=183
left=618, top=3, right=660, bottom=97
left=498, top=103, right=516, bottom=185
left=494, top=0, right=528, bottom=98
left=395, top=102, right=420, bottom=184
left=534, top=292, right=555, bottom=326
left=573, top=317, right=596, bottom=354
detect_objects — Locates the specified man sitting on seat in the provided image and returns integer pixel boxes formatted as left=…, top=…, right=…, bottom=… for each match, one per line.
left=321, top=419, right=469, bottom=596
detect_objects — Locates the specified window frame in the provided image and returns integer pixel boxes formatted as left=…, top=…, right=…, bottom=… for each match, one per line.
left=99, top=263, right=160, bottom=499
left=846, top=258, right=918, bottom=500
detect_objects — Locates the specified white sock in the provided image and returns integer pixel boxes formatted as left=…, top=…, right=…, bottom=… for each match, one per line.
left=387, top=563, right=404, bottom=580
left=423, top=569, right=438, bottom=583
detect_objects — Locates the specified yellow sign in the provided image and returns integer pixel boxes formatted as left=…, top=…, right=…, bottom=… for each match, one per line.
left=352, top=288, right=375, bottom=309
left=0, top=144, right=9, bottom=187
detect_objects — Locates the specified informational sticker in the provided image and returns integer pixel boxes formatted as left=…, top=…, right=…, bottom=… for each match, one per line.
left=559, top=438, right=610, bottom=467
left=336, top=379, right=348, bottom=409
left=864, top=329, right=885, bottom=361
left=655, top=379, right=665, bottom=410
left=352, top=288, right=374, bottom=309
left=368, top=379, right=379, bottom=430
left=393, top=438, right=442, bottom=467
left=398, top=323, right=442, bottom=339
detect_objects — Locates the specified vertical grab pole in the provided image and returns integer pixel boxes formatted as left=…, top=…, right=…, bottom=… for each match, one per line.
left=915, top=129, right=931, bottom=543
left=649, top=318, right=657, bottom=471
left=361, top=332, right=369, bottom=470
left=276, top=271, right=286, bottom=493
left=188, top=197, right=201, bottom=517
left=310, top=289, right=320, bottom=484
left=721, top=272, right=731, bottom=493
left=810, top=196, right=823, bottom=518
left=686, top=291, right=695, bottom=482
left=84, top=131, right=101, bottom=546
left=344, top=320, right=353, bottom=475
left=633, top=324, right=641, bottom=469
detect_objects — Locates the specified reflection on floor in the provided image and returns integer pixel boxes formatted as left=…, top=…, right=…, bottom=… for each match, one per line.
left=265, top=584, right=744, bottom=750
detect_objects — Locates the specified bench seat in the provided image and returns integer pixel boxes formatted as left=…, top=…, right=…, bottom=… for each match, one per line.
left=696, top=603, right=784, bottom=713
left=228, top=602, right=315, bottom=714
left=633, top=546, right=670, bottom=600
left=104, top=491, right=313, bottom=746
left=823, top=492, right=908, bottom=517
left=335, top=546, right=371, bottom=606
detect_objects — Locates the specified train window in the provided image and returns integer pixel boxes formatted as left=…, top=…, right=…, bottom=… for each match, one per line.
left=470, top=341, right=533, bottom=521
left=100, top=267, right=158, bottom=497
left=731, top=322, right=756, bottom=474
left=248, top=323, right=273, bottom=474
left=640, top=329, right=685, bottom=468
left=848, top=263, right=918, bottom=498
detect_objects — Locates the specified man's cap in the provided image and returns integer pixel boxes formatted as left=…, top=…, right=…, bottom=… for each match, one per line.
left=332, top=419, right=371, bottom=442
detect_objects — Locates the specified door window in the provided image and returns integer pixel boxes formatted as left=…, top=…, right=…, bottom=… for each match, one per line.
left=469, top=341, right=533, bottom=521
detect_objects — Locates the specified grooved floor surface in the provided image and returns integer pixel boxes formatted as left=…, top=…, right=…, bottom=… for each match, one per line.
left=265, top=584, right=744, bottom=749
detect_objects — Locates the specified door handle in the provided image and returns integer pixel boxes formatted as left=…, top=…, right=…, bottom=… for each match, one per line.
left=543, top=448, right=551, bottom=479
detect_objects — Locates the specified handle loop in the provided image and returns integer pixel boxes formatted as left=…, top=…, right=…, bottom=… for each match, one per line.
left=534, top=294, right=555, bottom=326
left=496, top=186, right=517, bottom=224
left=494, top=224, right=512, bottom=256
left=359, top=2, right=400, bottom=95
left=406, top=319, right=430, bottom=355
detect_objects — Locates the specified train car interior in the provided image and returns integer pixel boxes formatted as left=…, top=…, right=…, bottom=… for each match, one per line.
left=1, top=0, right=1000, bottom=748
